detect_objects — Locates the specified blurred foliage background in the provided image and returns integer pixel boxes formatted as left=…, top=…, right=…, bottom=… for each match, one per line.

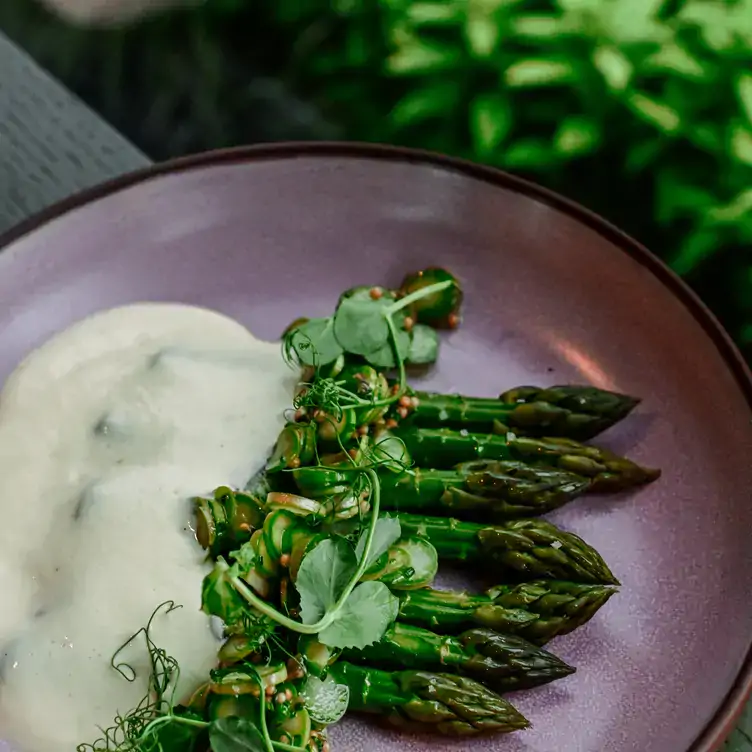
left=2, top=0, right=751, bottom=357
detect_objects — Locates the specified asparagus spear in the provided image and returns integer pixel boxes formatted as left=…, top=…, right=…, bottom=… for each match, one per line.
left=395, top=427, right=660, bottom=492
left=379, top=460, right=592, bottom=519
left=329, top=661, right=529, bottom=736
left=194, top=486, right=265, bottom=557
left=341, top=623, right=574, bottom=692
left=397, top=512, right=619, bottom=585
left=487, top=580, right=618, bottom=644
left=266, top=422, right=317, bottom=472
left=397, top=581, right=616, bottom=644
left=403, top=385, right=639, bottom=440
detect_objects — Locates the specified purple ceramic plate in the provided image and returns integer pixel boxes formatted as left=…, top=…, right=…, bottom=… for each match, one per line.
left=1, top=143, right=750, bottom=752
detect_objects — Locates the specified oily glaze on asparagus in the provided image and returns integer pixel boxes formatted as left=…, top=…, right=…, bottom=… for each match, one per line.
left=397, top=512, right=619, bottom=585
left=396, top=581, right=617, bottom=645
left=378, top=460, right=593, bottom=519
left=329, top=662, right=529, bottom=736
left=395, top=427, right=660, bottom=492
left=400, top=385, right=639, bottom=440
left=341, top=623, right=575, bottom=692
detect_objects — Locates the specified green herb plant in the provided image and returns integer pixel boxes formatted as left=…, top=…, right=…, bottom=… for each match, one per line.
left=205, top=279, right=454, bottom=651
left=76, top=603, right=302, bottom=752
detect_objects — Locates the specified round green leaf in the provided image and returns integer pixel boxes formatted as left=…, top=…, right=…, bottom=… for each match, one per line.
left=301, top=675, right=350, bottom=725
left=370, top=432, right=411, bottom=473
left=289, top=318, right=343, bottom=366
left=365, top=325, right=411, bottom=369
left=318, top=581, right=399, bottom=650
left=355, top=517, right=402, bottom=569
left=209, top=717, right=265, bottom=752
left=333, top=297, right=392, bottom=356
left=296, top=537, right=357, bottom=625
left=407, top=324, right=439, bottom=364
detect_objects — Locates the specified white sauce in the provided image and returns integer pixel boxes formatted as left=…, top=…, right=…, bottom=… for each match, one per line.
left=0, top=304, right=296, bottom=751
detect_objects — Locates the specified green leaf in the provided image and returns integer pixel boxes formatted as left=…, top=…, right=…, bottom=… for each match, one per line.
left=624, top=138, right=666, bottom=174
left=465, top=7, right=499, bottom=58
left=737, top=73, right=752, bottom=126
left=731, top=124, right=752, bottom=166
left=407, top=324, right=440, bottom=364
left=504, top=58, right=574, bottom=87
left=387, top=35, right=460, bottom=75
left=209, top=717, right=265, bottom=752
left=407, top=1, right=464, bottom=24
left=149, top=714, right=205, bottom=752
left=333, top=297, right=391, bottom=356
left=289, top=318, right=343, bottom=367
left=356, top=517, right=402, bottom=570
left=605, top=0, right=670, bottom=44
left=301, top=675, right=350, bottom=725
left=592, top=46, right=632, bottom=91
left=371, top=432, right=411, bottom=472
left=296, top=537, right=356, bottom=625
left=655, top=173, right=714, bottom=225
left=228, top=542, right=257, bottom=579
left=708, top=189, right=752, bottom=224
left=390, top=82, right=460, bottom=128
left=470, top=94, right=512, bottom=156
left=510, top=14, right=560, bottom=39
left=554, top=115, right=601, bottom=157
left=202, top=563, right=247, bottom=628
left=688, top=124, right=723, bottom=154
left=628, top=93, right=681, bottom=134
left=501, top=138, right=552, bottom=170
left=364, top=325, right=411, bottom=368
left=318, top=581, right=399, bottom=649
left=677, top=0, right=742, bottom=50
left=643, top=43, right=706, bottom=79
left=668, top=227, right=721, bottom=276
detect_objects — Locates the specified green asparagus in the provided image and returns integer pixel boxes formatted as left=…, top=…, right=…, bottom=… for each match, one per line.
left=379, top=460, right=593, bottom=519
left=329, top=661, right=529, bottom=735
left=341, top=623, right=575, bottom=691
left=266, top=422, right=317, bottom=472
left=397, top=512, right=619, bottom=584
left=395, top=426, right=660, bottom=491
left=194, top=486, right=265, bottom=557
left=487, top=580, right=618, bottom=643
left=400, top=385, right=639, bottom=440
left=396, top=581, right=617, bottom=644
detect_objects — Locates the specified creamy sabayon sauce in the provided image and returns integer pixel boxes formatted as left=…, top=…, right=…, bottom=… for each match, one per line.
left=0, top=304, right=296, bottom=751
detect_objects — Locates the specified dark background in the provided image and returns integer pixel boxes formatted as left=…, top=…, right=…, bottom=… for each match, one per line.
left=2, top=0, right=751, bottom=358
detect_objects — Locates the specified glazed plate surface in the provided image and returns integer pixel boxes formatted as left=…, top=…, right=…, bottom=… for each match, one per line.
left=0, top=144, right=750, bottom=752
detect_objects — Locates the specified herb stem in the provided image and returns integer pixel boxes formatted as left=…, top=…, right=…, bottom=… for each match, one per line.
left=256, top=679, right=276, bottom=752
left=137, top=713, right=209, bottom=743
left=385, top=315, right=407, bottom=401
left=387, top=280, right=453, bottom=315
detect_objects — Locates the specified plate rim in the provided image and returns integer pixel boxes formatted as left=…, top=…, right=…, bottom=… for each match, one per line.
left=0, top=141, right=749, bottom=752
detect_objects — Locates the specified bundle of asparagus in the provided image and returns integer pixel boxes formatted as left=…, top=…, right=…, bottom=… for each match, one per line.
left=83, top=267, right=657, bottom=752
